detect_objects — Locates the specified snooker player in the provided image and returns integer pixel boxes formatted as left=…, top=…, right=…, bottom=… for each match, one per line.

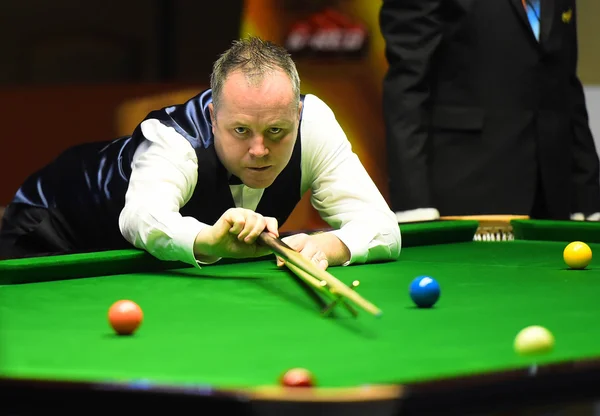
left=0, top=37, right=401, bottom=270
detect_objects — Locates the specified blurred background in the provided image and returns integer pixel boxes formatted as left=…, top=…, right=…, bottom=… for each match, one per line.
left=0, top=0, right=598, bottom=232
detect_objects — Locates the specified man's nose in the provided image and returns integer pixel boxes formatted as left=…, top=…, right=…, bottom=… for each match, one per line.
left=249, top=136, right=269, bottom=158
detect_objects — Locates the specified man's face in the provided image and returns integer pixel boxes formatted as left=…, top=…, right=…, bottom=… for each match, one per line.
left=209, top=69, right=302, bottom=189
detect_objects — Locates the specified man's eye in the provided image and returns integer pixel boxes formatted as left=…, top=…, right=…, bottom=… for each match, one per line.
left=268, top=128, right=282, bottom=134
left=234, top=127, right=247, bottom=134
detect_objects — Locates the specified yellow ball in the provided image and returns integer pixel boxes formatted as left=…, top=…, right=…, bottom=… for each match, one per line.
left=563, top=241, right=592, bottom=269
left=514, top=325, right=555, bottom=356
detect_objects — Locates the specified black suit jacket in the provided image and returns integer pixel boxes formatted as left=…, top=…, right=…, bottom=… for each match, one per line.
left=380, top=0, right=600, bottom=219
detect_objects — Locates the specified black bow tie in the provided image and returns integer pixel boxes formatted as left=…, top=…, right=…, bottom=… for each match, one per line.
left=228, top=175, right=243, bottom=185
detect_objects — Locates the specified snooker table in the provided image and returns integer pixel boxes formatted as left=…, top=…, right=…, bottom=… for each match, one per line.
left=2, top=218, right=600, bottom=415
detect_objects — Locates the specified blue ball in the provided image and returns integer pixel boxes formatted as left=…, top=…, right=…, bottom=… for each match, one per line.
left=409, top=276, right=440, bottom=308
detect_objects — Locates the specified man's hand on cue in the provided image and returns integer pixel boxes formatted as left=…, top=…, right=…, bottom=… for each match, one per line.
left=193, top=208, right=279, bottom=261
left=276, top=232, right=351, bottom=271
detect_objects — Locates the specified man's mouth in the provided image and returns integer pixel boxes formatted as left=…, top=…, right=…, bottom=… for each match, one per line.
left=249, top=166, right=271, bottom=171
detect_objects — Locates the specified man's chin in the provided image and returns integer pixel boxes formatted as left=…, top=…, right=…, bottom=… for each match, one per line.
left=243, top=176, right=276, bottom=189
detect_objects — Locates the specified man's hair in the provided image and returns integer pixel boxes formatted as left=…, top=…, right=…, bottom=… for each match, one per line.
left=210, top=36, right=301, bottom=112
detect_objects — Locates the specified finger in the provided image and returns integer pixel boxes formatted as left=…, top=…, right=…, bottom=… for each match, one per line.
left=265, top=217, right=279, bottom=237
left=299, top=244, right=320, bottom=264
left=317, top=259, right=329, bottom=270
left=226, top=209, right=247, bottom=235
left=310, top=250, right=326, bottom=266
left=236, top=212, right=259, bottom=241
left=276, top=255, right=285, bottom=267
left=281, top=234, right=307, bottom=252
left=243, top=215, right=267, bottom=244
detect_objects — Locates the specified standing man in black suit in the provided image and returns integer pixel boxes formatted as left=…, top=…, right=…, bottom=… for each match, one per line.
left=379, top=0, right=600, bottom=222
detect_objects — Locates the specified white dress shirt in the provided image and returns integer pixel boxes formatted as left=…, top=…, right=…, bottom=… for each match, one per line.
left=119, top=94, right=401, bottom=267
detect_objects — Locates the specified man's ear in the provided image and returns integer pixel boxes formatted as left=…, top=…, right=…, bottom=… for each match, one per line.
left=208, top=102, right=217, bottom=133
left=208, top=102, right=215, bottom=123
left=297, top=101, right=303, bottom=120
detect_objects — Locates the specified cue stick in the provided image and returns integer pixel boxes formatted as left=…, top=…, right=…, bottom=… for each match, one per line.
left=258, top=232, right=382, bottom=317
left=282, top=262, right=330, bottom=311
left=321, top=279, right=360, bottom=317
left=285, top=261, right=358, bottom=317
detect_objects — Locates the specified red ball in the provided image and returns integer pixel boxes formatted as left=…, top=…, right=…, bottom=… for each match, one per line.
left=108, top=300, right=143, bottom=335
left=280, top=368, right=315, bottom=387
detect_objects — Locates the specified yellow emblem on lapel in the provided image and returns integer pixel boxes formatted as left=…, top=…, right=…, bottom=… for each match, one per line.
left=562, top=8, right=572, bottom=23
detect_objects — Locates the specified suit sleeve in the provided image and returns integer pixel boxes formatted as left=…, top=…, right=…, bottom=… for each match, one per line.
left=568, top=2, right=600, bottom=216
left=379, top=0, right=445, bottom=212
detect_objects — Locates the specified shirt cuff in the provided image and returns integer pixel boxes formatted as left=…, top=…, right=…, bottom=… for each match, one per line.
left=170, top=218, right=221, bottom=268
left=329, top=221, right=379, bottom=266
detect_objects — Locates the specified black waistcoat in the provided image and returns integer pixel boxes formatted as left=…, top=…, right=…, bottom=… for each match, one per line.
left=10, top=89, right=304, bottom=251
